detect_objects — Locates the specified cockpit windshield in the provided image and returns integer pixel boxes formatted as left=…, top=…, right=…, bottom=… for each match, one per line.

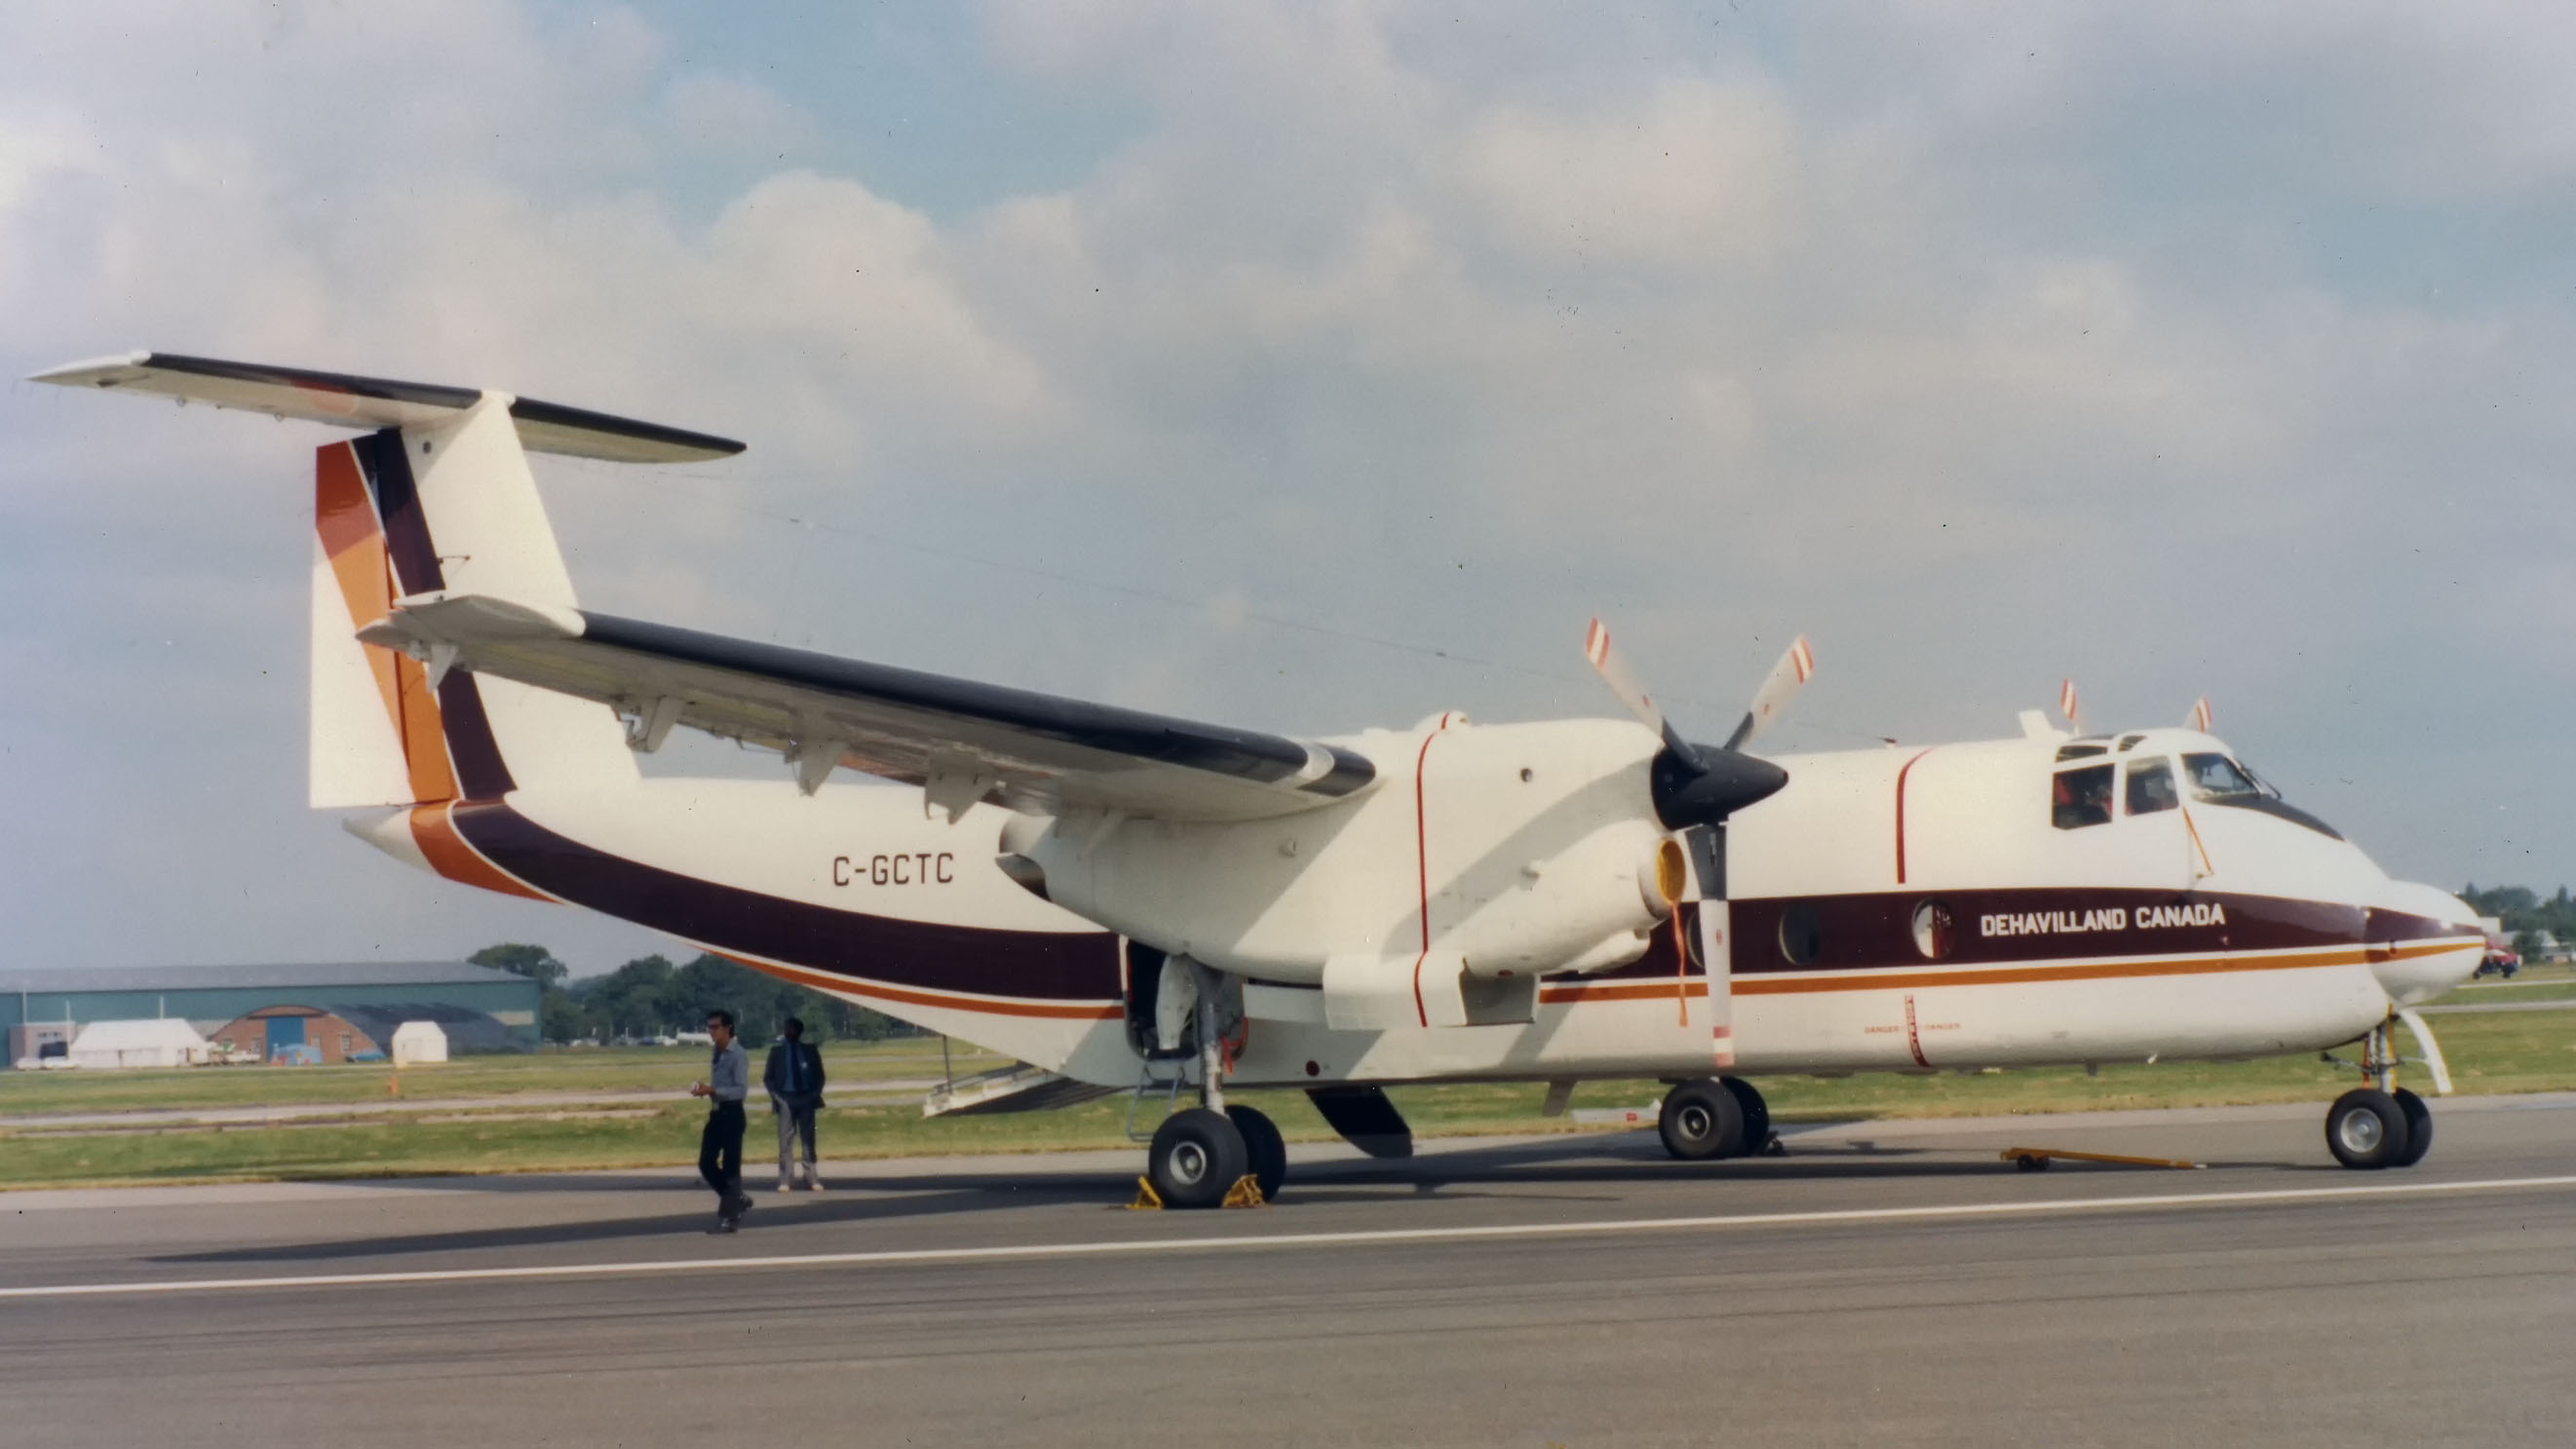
left=2181, top=753, right=2264, bottom=801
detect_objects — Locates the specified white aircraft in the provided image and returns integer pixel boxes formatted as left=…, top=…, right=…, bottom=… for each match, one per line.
left=36, top=354, right=2487, bottom=1205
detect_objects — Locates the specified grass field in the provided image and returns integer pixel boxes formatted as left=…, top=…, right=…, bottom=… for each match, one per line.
left=2, top=1007, right=2569, bottom=1190
left=0, top=1040, right=1017, bottom=1116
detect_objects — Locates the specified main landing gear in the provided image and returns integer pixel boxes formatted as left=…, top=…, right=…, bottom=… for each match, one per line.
left=2323, top=1015, right=2437, bottom=1170
left=1134, top=958, right=1284, bottom=1208
left=1658, top=1076, right=1774, bottom=1161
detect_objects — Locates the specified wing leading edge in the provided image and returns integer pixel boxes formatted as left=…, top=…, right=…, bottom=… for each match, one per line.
left=360, top=594, right=1377, bottom=821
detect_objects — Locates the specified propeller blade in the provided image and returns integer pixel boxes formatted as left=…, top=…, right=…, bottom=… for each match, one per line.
left=2058, top=677, right=2084, bottom=736
left=2186, top=696, right=2212, bottom=734
left=1584, top=617, right=1670, bottom=741
left=1723, top=635, right=1815, bottom=752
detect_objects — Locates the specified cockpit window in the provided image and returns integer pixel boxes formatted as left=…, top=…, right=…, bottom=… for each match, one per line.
left=2182, top=752, right=2262, bottom=801
left=2126, top=757, right=2177, bottom=816
left=2116, top=733, right=2146, bottom=752
left=2052, top=763, right=2115, bottom=829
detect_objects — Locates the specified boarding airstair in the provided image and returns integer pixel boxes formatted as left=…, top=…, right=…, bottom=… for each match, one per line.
left=921, top=1060, right=1119, bottom=1118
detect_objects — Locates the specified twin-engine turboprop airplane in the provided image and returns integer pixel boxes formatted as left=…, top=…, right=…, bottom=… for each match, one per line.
left=37, top=353, right=2488, bottom=1206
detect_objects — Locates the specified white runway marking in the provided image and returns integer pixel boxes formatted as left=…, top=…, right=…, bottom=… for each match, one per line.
left=9, top=1172, right=2573, bottom=1300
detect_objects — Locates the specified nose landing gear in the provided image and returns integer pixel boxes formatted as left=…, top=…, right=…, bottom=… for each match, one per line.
left=2322, top=1016, right=2437, bottom=1169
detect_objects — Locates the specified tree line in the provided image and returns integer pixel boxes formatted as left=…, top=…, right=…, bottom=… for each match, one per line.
left=469, top=944, right=918, bottom=1045
left=2457, top=885, right=2576, bottom=961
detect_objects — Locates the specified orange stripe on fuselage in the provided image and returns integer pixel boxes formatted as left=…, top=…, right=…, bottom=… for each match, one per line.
left=1539, top=937, right=2475, bottom=1005
left=1727, top=937, right=2473, bottom=996
left=407, top=801, right=550, bottom=901
left=714, top=952, right=1125, bottom=1020
left=1542, top=980, right=1712, bottom=1006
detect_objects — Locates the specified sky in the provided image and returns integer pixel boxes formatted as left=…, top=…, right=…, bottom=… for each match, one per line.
left=5, top=1, right=2573, bottom=977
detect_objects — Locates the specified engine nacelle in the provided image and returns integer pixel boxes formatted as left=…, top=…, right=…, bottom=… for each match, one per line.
left=1008, top=716, right=1681, bottom=996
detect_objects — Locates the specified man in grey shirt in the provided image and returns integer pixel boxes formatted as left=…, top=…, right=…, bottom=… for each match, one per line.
left=689, top=1010, right=752, bottom=1232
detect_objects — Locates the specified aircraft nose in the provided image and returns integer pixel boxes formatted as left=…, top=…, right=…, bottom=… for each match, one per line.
left=2369, top=882, right=2485, bottom=1007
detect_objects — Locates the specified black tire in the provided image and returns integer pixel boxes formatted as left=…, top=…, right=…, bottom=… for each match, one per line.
left=1658, top=1079, right=1746, bottom=1162
left=1718, top=1077, right=1770, bottom=1159
left=2324, top=1087, right=2408, bottom=1169
left=1226, top=1103, right=1288, bottom=1202
left=2391, top=1087, right=2433, bottom=1168
left=1149, top=1108, right=1250, bottom=1208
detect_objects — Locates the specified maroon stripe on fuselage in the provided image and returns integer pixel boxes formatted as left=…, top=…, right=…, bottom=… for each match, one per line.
left=1729, top=890, right=2370, bottom=975
left=447, top=801, right=1122, bottom=1002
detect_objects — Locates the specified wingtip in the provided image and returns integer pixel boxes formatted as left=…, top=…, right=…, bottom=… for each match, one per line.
left=27, top=350, right=153, bottom=386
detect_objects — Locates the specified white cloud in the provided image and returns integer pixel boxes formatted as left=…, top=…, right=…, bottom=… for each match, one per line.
left=7, top=0, right=2576, bottom=969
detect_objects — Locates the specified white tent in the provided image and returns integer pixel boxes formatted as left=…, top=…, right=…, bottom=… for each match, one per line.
left=390, top=1020, right=448, bottom=1066
left=66, top=1018, right=210, bottom=1069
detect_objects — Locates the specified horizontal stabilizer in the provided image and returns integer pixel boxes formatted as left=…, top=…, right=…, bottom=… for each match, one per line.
left=30, top=352, right=744, bottom=464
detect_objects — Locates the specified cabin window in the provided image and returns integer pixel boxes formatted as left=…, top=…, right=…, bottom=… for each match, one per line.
left=1910, top=899, right=1954, bottom=960
left=2054, top=743, right=2106, bottom=761
left=2182, top=752, right=2261, bottom=801
left=1778, top=901, right=1824, bottom=965
left=2126, top=757, right=2178, bottom=816
left=2051, top=763, right=2115, bottom=829
left=2116, top=733, right=2146, bottom=751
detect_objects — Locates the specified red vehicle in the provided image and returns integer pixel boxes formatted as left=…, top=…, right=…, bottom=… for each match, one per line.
left=2476, top=935, right=2520, bottom=979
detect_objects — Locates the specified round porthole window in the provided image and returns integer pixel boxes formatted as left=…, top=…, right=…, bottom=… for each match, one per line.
left=1778, top=901, right=1823, bottom=965
left=1911, top=899, right=1954, bottom=960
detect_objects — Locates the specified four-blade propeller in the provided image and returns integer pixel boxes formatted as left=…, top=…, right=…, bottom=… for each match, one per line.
left=1584, top=619, right=1798, bottom=831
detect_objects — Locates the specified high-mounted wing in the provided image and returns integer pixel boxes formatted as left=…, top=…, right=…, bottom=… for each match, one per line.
left=31, top=352, right=744, bottom=464
left=360, top=593, right=1377, bottom=822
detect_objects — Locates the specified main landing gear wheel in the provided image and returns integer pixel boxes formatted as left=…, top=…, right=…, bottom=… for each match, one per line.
left=2390, top=1087, right=2433, bottom=1168
left=1719, top=1077, right=1770, bottom=1158
left=1659, top=1079, right=1746, bottom=1162
left=1150, top=1108, right=1250, bottom=1208
left=2324, top=1087, right=2408, bottom=1170
left=1226, top=1103, right=1288, bottom=1202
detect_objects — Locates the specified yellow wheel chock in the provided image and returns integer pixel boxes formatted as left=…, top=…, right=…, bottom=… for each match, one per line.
left=1125, top=1173, right=1268, bottom=1209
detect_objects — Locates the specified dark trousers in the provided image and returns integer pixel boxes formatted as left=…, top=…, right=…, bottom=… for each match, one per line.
left=699, top=1100, right=746, bottom=1204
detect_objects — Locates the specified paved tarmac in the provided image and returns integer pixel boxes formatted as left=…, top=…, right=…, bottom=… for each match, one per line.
left=4, top=1094, right=2572, bottom=1447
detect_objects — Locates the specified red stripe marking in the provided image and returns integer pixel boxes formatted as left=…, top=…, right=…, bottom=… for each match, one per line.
left=1894, top=747, right=1933, bottom=884
left=1903, top=992, right=1932, bottom=1067
left=1409, top=719, right=1446, bottom=1027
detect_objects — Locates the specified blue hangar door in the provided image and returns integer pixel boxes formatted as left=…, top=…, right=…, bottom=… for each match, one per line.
left=265, top=1015, right=305, bottom=1061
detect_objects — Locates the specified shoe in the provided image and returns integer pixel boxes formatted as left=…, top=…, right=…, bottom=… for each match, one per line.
left=729, top=1197, right=753, bottom=1225
left=775, top=1178, right=793, bottom=1194
left=806, top=1176, right=825, bottom=1193
left=708, top=1213, right=736, bottom=1235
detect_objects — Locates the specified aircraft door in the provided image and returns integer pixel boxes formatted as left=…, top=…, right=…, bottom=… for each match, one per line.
left=1686, top=825, right=1736, bottom=1071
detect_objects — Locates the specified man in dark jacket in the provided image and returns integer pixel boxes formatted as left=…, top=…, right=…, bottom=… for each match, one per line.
left=763, top=1016, right=827, bottom=1192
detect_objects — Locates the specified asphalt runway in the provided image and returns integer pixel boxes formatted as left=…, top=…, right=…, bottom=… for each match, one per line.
left=5, top=1096, right=2573, bottom=1448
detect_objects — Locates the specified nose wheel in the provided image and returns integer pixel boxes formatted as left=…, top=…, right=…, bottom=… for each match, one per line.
left=2323, top=1018, right=2436, bottom=1169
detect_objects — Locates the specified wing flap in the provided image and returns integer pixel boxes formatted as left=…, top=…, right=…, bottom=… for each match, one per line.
left=358, top=595, right=1376, bottom=821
